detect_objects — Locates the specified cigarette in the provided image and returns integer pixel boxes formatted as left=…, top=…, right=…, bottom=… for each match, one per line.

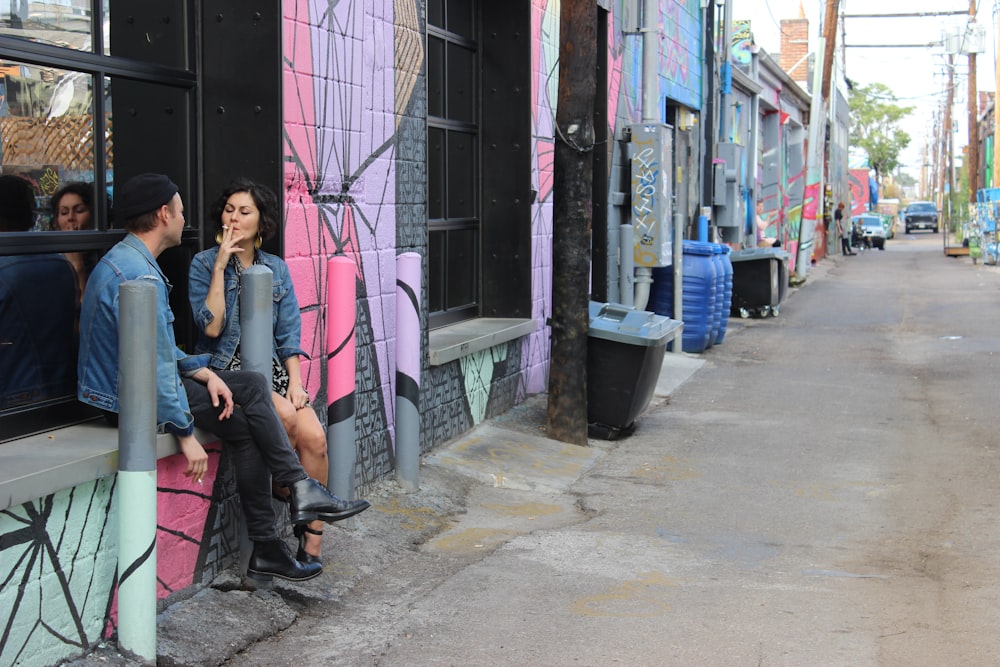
left=222, top=225, right=229, bottom=230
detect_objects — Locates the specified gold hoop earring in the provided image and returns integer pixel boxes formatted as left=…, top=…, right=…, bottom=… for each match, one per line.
left=215, top=231, right=224, bottom=245
left=255, top=235, right=262, bottom=250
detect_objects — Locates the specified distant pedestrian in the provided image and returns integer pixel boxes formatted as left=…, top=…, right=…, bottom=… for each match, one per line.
left=835, top=203, right=854, bottom=256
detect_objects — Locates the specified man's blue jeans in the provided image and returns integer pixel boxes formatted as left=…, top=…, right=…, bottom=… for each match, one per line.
left=183, top=370, right=307, bottom=542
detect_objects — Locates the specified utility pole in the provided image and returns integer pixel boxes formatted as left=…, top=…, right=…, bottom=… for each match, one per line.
left=547, top=0, right=596, bottom=446
left=921, top=140, right=929, bottom=199
left=796, top=0, right=839, bottom=279
left=968, top=0, right=979, bottom=204
left=930, top=114, right=939, bottom=201
left=940, top=56, right=955, bottom=219
left=821, top=0, right=841, bottom=99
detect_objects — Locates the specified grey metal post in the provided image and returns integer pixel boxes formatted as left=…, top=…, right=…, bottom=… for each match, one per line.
left=240, top=265, right=274, bottom=378
left=394, top=252, right=422, bottom=491
left=326, top=256, right=358, bottom=500
left=117, top=280, right=158, bottom=664
left=238, top=264, right=273, bottom=576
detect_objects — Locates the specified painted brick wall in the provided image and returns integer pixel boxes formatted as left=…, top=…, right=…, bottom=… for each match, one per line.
left=779, top=18, right=809, bottom=83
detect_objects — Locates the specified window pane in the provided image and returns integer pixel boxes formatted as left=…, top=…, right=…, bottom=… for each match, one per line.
left=0, top=61, right=97, bottom=231
left=0, top=252, right=80, bottom=412
left=427, top=37, right=444, bottom=118
left=428, top=126, right=444, bottom=219
left=446, top=228, right=477, bottom=309
left=0, top=0, right=95, bottom=52
left=447, top=1, right=473, bottom=39
left=427, top=0, right=444, bottom=29
left=446, top=129, right=476, bottom=219
left=446, top=42, right=475, bottom=123
left=429, top=230, right=444, bottom=312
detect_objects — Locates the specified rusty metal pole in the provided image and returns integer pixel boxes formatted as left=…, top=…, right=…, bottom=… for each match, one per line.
left=547, top=0, right=596, bottom=446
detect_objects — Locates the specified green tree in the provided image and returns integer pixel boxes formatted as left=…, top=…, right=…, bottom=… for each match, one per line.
left=849, top=83, right=914, bottom=188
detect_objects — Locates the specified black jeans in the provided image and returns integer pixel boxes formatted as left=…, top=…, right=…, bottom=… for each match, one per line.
left=841, top=237, right=851, bottom=254
left=183, top=370, right=307, bottom=542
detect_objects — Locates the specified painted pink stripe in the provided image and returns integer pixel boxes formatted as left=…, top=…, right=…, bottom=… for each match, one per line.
left=395, top=252, right=421, bottom=382
left=326, top=256, right=356, bottom=404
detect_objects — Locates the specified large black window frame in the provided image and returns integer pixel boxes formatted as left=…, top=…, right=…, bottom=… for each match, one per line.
left=427, top=0, right=480, bottom=328
left=0, top=2, right=283, bottom=443
left=0, top=1, right=200, bottom=442
left=427, top=0, right=532, bottom=331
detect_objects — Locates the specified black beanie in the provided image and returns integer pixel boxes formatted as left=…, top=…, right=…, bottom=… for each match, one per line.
left=115, top=173, right=178, bottom=222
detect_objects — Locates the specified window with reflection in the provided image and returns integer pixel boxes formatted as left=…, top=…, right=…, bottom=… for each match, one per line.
left=0, top=0, right=196, bottom=441
left=0, top=0, right=99, bottom=52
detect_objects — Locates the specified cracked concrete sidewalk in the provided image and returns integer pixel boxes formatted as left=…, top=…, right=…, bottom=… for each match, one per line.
left=60, top=351, right=703, bottom=667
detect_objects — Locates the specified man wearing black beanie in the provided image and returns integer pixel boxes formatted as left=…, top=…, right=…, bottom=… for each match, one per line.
left=78, top=173, right=369, bottom=585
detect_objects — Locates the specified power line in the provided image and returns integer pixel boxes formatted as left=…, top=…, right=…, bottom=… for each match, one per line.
left=843, top=10, right=968, bottom=18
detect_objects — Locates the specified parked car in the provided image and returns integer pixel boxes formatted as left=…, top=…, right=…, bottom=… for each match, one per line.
left=854, top=214, right=886, bottom=250
left=879, top=212, right=896, bottom=239
left=904, top=201, right=939, bottom=233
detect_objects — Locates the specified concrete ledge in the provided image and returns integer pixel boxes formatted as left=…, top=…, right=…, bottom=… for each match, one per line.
left=0, top=423, right=211, bottom=510
left=428, top=318, right=536, bottom=365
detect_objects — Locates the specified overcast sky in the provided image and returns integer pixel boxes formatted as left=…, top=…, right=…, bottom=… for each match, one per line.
left=730, top=0, right=997, bottom=177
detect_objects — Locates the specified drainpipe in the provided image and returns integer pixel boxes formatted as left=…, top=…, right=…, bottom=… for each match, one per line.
left=632, top=0, right=659, bottom=310
left=748, top=42, right=760, bottom=246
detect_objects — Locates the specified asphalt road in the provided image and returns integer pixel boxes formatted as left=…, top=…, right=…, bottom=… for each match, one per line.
left=71, top=230, right=1000, bottom=667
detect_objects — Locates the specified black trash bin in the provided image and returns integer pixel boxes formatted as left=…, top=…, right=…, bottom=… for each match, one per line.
left=729, top=247, right=789, bottom=318
left=587, top=301, right=680, bottom=438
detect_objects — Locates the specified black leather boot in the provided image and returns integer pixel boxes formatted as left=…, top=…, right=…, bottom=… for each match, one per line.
left=247, top=539, right=323, bottom=584
left=288, top=478, right=371, bottom=525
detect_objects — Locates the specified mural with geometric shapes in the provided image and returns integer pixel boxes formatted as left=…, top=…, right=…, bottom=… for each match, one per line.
left=0, top=442, right=240, bottom=667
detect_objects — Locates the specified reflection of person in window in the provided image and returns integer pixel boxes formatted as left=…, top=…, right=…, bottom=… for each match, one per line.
left=0, top=175, right=78, bottom=410
left=49, top=182, right=98, bottom=299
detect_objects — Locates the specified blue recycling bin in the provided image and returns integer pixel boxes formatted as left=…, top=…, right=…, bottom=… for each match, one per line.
left=713, top=244, right=733, bottom=344
left=650, top=240, right=717, bottom=353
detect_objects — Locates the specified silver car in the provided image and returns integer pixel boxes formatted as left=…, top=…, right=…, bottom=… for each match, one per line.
left=857, top=215, right=886, bottom=250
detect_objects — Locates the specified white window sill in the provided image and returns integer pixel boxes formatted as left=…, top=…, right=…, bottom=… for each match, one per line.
left=0, top=422, right=210, bottom=510
left=428, top=318, right=536, bottom=366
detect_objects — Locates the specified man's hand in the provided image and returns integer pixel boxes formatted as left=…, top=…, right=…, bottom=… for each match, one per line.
left=177, top=434, right=209, bottom=484
left=204, top=371, right=234, bottom=420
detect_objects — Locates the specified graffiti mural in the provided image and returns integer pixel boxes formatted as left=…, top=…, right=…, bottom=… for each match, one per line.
left=0, top=478, right=117, bottom=667
left=849, top=168, right=871, bottom=216
left=0, top=1, right=714, bottom=662
left=0, top=444, right=239, bottom=667
left=660, top=0, right=702, bottom=109
left=283, top=0, right=399, bottom=484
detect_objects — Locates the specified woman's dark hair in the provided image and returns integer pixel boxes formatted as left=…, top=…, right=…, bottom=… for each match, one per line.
left=209, top=178, right=280, bottom=241
left=49, top=182, right=94, bottom=230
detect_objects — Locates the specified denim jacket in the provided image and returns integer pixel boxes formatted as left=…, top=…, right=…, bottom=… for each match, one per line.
left=187, top=247, right=307, bottom=371
left=78, top=234, right=209, bottom=436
